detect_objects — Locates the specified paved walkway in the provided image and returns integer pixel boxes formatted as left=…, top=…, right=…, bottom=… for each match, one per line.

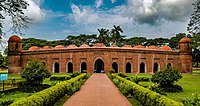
left=63, top=74, right=132, bottom=106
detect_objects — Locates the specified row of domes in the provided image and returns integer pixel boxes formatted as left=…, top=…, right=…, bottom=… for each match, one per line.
left=28, top=43, right=172, bottom=51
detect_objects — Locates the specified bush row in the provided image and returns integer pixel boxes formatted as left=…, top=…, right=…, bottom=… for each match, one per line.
left=50, top=75, right=71, bottom=81
left=10, top=73, right=90, bottom=106
left=110, top=74, right=184, bottom=106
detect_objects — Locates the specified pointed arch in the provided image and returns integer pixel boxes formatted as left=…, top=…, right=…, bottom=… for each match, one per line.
left=81, top=62, right=87, bottom=73
left=112, top=62, right=118, bottom=73
left=153, top=62, right=159, bottom=73
left=54, top=62, right=59, bottom=73
left=140, top=62, right=145, bottom=73
left=126, top=62, right=132, bottom=73
left=94, top=59, right=104, bottom=73
left=167, top=63, right=172, bottom=69
left=67, top=62, right=73, bottom=73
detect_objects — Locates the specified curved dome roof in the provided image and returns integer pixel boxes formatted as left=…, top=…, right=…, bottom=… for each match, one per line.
left=28, top=46, right=40, bottom=50
left=8, top=35, right=21, bottom=42
left=67, top=44, right=77, bottom=49
left=54, top=45, right=65, bottom=49
left=133, top=45, right=145, bottom=48
left=147, top=45, right=158, bottom=49
left=42, top=46, right=51, bottom=49
left=80, top=44, right=90, bottom=48
left=179, top=37, right=192, bottom=43
left=93, top=43, right=106, bottom=47
left=122, top=45, right=132, bottom=48
left=159, top=46, right=172, bottom=50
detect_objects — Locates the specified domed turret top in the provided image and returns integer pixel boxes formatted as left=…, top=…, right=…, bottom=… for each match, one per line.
left=8, top=35, right=21, bottom=42
left=179, top=37, right=192, bottom=43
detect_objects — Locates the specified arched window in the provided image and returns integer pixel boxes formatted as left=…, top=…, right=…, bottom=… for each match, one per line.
left=167, top=63, right=172, bottom=69
left=15, top=43, right=18, bottom=51
left=153, top=62, right=159, bottom=73
left=112, top=62, right=118, bottom=73
left=140, top=62, right=145, bottom=73
left=54, top=62, right=59, bottom=73
left=94, top=59, right=104, bottom=73
left=68, top=62, right=73, bottom=73
left=81, top=62, right=87, bottom=73
left=126, top=62, right=131, bottom=73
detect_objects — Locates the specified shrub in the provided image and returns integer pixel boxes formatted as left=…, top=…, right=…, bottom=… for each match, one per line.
left=109, top=69, right=115, bottom=74
left=128, top=76, right=150, bottom=84
left=182, top=94, right=200, bottom=106
left=70, top=72, right=80, bottom=78
left=118, top=72, right=127, bottom=78
left=19, top=83, right=51, bottom=93
left=50, top=75, right=71, bottom=81
left=20, top=59, right=51, bottom=85
left=151, top=67, right=182, bottom=87
left=82, top=70, right=87, bottom=73
left=110, top=74, right=183, bottom=106
left=0, top=99, right=14, bottom=106
left=10, top=74, right=90, bottom=106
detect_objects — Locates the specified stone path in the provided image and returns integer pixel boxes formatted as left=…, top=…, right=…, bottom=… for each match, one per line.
left=63, top=74, right=132, bottom=106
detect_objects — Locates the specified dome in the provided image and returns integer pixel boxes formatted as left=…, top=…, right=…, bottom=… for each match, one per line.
left=179, top=37, right=192, bottom=43
left=134, top=45, right=145, bottom=48
left=80, top=44, right=90, bottom=48
left=67, top=44, right=77, bottom=49
left=147, top=45, right=158, bottom=49
left=92, top=43, right=106, bottom=47
left=54, top=45, right=65, bottom=49
left=159, top=46, right=172, bottom=50
left=8, top=35, right=21, bottom=42
left=28, top=46, right=40, bottom=50
left=122, top=45, right=132, bottom=48
left=42, top=46, right=51, bottom=49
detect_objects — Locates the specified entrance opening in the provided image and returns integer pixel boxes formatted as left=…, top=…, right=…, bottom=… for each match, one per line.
left=94, top=59, right=104, bottom=73
left=167, top=63, right=172, bottom=69
left=126, top=62, right=131, bottom=73
left=112, top=62, right=118, bottom=73
left=140, top=62, right=145, bottom=73
left=153, top=62, right=159, bottom=73
left=68, top=62, right=73, bottom=73
left=54, top=62, right=59, bottom=73
left=81, top=62, right=87, bottom=73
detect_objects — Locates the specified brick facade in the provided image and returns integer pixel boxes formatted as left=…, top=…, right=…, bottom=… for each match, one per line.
left=8, top=35, right=193, bottom=74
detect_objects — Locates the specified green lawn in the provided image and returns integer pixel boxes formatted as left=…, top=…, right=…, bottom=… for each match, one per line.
left=0, top=91, right=32, bottom=102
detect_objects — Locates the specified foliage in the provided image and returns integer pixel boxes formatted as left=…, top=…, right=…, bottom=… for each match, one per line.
left=188, top=0, right=200, bottom=34
left=0, top=0, right=30, bottom=35
left=20, top=59, right=51, bottom=85
left=148, top=83, right=166, bottom=95
left=10, top=74, right=89, bottom=106
left=151, top=67, right=182, bottom=87
left=109, top=69, right=115, bottom=74
left=117, top=72, right=127, bottom=78
left=182, top=94, right=200, bottom=106
left=82, top=70, right=87, bottom=73
left=0, top=99, right=14, bottom=106
left=50, top=75, right=71, bottom=81
left=19, top=83, right=51, bottom=93
left=110, top=74, right=183, bottom=106
left=127, top=75, right=150, bottom=84
left=70, top=72, right=80, bottom=78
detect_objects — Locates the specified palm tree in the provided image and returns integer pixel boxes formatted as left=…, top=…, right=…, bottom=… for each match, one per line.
left=110, top=25, right=125, bottom=46
left=97, top=28, right=110, bottom=46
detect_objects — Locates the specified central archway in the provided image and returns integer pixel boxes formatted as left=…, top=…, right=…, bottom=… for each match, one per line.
left=94, top=59, right=104, bottom=73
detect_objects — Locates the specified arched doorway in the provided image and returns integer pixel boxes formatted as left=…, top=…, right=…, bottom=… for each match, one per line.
left=140, top=62, right=145, bottom=73
left=68, top=62, right=73, bottom=73
left=153, top=62, right=159, bottom=73
left=54, top=62, right=59, bottom=73
left=81, top=62, right=87, bottom=73
left=112, top=62, right=118, bottom=73
left=94, top=59, right=104, bottom=73
left=167, top=63, right=172, bottom=69
left=126, top=62, right=131, bottom=73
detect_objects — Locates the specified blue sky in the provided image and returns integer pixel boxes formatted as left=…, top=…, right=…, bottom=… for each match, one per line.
left=3, top=0, right=194, bottom=41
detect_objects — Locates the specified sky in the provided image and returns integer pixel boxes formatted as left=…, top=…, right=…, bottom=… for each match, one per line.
left=2, top=0, right=195, bottom=41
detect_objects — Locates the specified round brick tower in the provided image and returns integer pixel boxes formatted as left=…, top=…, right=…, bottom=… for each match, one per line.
left=8, top=35, right=22, bottom=73
left=178, top=37, right=192, bottom=73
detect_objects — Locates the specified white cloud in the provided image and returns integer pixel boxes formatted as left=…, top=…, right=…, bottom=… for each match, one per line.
left=111, top=0, right=116, bottom=3
left=24, top=0, right=46, bottom=23
left=95, top=0, right=103, bottom=9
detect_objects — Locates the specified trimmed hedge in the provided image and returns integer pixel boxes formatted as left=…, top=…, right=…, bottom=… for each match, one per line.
left=110, top=74, right=183, bottom=106
left=10, top=73, right=89, bottom=106
left=50, top=75, right=71, bottom=81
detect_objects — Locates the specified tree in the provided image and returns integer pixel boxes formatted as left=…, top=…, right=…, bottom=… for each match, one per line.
left=110, top=25, right=125, bottom=46
left=20, top=59, right=51, bottom=85
left=0, top=0, right=30, bottom=35
left=188, top=0, right=200, bottom=34
left=97, top=28, right=110, bottom=45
